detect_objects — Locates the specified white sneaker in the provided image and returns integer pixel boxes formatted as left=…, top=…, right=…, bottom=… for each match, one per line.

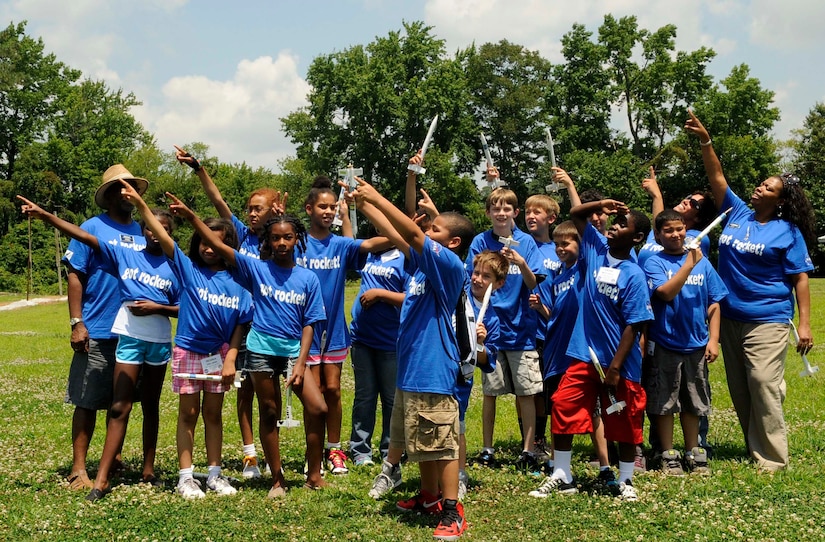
left=176, top=478, right=205, bottom=500
left=369, top=461, right=402, bottom=499
left=242, top=455, right=262, bottom=479
left=528, top=476, right=578, bottom=498
left=618, top=481, right=638, bottom=501
left=206, top=475, right=237, bottom=496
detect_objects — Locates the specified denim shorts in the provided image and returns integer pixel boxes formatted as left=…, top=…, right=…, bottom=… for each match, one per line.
left=244, top=351, right=289, bottom=376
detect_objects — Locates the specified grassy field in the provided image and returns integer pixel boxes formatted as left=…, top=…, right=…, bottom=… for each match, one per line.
left=1, top=281, right=824, bottom=541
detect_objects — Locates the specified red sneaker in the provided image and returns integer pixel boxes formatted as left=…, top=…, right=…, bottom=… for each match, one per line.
left=396, top=491, right=442, bottom=514
left=433, top=501, right=467, bottom=541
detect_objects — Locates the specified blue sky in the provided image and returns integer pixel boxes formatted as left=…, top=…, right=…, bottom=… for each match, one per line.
left=3, top=0, right=823, bottom=169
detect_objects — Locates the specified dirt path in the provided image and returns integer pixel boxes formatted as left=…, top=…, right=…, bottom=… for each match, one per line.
left=0, top=296, right=67, bottom=311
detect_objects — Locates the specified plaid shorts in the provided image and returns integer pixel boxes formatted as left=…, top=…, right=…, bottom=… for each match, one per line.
left=171, top=344, right=231, bottom=395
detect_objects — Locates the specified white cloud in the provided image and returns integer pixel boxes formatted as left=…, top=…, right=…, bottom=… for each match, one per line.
left=749, top=0, right=825, bottom=50
left=144, top=53, right=310, bottom=169
left=424, top=0, right=710, bottom=62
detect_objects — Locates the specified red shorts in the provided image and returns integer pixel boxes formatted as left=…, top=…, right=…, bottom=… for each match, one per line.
left=551, top=360, right=646, bottom=445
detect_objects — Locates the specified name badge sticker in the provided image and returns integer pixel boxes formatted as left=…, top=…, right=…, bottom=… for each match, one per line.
left=200, top=353, right=224, bottom=374
left=596, top=266, right=620, bottom=285
left=381, top=248, right=400, bottom=262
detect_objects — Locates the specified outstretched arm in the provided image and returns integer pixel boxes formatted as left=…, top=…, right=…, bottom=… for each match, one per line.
left=118, top=180, right=175, bottom=259
left=684, top=111, right=728, bottom=209
left=175, top=145, right=233, bottom=219
left=349, top=178, right=425, bottom=255
left=17, top=196, right=100, bottom=251
left=166, top=191, right=237, bottom=267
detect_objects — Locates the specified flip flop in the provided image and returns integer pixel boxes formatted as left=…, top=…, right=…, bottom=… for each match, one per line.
left=85, top=487, right=111, bottom=502
left=267, top=486, right=287, bottom=499
left=66, top=471, right=93, bottom=490
left=140, top=475, right=163, bottom=488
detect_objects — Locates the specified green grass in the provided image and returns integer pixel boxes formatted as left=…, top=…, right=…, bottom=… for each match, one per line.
left=1, top=282, right=824, bottom=541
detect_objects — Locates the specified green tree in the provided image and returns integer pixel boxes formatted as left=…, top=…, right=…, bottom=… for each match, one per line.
left=789, top=102, right=825, bottom=270
left=0, top=21, right=80, bottom=181
left=598, top=15, right=715, bottom=159
left=463, top=40, right=554, bottom=202
left=282, top=21, right=480, bottom=211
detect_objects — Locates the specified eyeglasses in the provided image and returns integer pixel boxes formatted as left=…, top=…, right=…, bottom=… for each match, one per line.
left=780, top=173, right=800, bottom=187
left=245, top=205, right=268, bottom=214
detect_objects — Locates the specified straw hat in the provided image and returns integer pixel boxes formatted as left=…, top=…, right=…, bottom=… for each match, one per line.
left=94, top=164, right=149, bottom=209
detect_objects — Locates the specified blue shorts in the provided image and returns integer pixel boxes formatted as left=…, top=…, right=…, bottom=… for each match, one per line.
left=245, top=351, right=289, bottom=375
left=116, top=335, right=171, bottom=366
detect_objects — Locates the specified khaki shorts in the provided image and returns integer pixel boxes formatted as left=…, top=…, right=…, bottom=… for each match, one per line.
left=481, top=350, right=543, bottom=397
left=389, top=389, right=459, bottom=463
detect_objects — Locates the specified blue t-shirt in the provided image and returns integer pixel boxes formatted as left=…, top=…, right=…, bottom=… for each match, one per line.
left=62, top=215, right=145, bottom=339
left=533, top=240, right=562, bottom=341
left=565, top=224, right=653, bottom=383
left=96, top=242, right=179, bottom=307
left=230, top=251, right=326, bottom=348
left=350, top=249, right=409, bottom=351
left=296, top=233, right=363, bottom=353
left=717, top=188, right=814, bottom=322
left=168, top=244, right=253, bottom=354
left=538, top=262, right=581, bottom=379
left=231, top=215, right=261, bottom=259
left=644, top=251, right=728, bottom=352
left=398, top=237, right=465, bottom=396
left=465, top=228, right=545, bottom=350
left=637, top=229, right=710, bottom=269
left=456, top=284, right=500, bottom=420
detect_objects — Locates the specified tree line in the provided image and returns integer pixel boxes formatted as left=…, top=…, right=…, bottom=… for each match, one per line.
left=2, top=17, right=824, bottom=293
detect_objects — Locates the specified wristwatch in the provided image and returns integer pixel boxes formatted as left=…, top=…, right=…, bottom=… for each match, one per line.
left=69, top=317, right=83, bottom=326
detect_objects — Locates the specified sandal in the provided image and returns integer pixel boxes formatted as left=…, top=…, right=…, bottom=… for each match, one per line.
left=85, top=487, right=111, bottom=502
left=66, top=471, right=93, bottom=490
left=141, top=474, right=163, bottom=488
left=267, top=485, right=287, bottom=499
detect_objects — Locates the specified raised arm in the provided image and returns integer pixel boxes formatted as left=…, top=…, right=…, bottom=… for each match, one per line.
left=552, top=167, right=581, bottom=208
left=569, top=199, right=628, bottom=237
left=684, top=111, right=728, bottom=209
left=354, top=179, right=425, bottom=254
left=641, top=166, right=664, bottom=218
left=175, top=145, right=233, bottom=219
left=118, top=180, right=175, bottom=259
left=166, top=191, right=237, bottom=267
left=404, top=152, right=422, bottom=218
left=17, top=196, right=100, bottom=251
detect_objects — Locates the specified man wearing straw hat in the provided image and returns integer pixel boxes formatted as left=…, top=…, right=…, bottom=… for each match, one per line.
left=62, top=164, right=148, bottom=490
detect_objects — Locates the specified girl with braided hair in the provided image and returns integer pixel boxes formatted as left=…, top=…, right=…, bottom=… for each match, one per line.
left=167, top=192, right=328, bottom=496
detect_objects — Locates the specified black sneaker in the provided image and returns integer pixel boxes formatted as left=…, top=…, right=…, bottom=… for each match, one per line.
left=533, top=437, right=551, bottom=464
left=475, top=449, right=496, bottom=467
left=597, top=468, right=620, bottom=495
left=515, top=451, right=540, bottom=474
